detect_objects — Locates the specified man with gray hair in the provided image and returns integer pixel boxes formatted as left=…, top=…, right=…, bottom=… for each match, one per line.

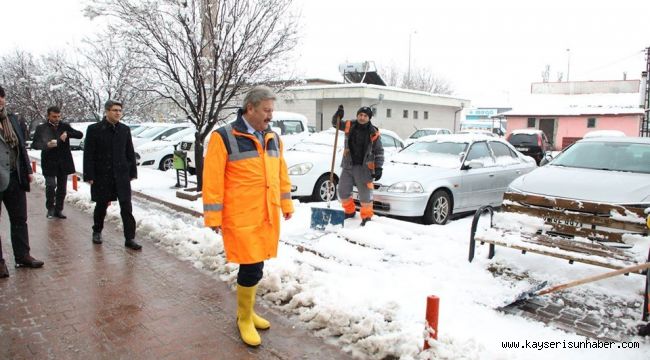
left=83, top=100, right=140, bottom=250
left=203, top=86, right=294, bottom=346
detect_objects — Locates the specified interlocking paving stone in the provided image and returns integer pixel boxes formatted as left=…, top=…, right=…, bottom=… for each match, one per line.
left=1, top=187, right=352, bottom=359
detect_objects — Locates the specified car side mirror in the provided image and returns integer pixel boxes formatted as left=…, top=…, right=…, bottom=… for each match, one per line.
left=539, top=151, right=553, bottom=166
left=462, top=160, right=484, bottom=170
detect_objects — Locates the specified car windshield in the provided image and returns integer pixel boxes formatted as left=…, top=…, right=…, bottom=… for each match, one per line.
left=409, top=129, right=434, bottom=139
left=393, top=140, right=468, bottom=168
left=131, top=126, right=150, bottom=136
left=136, top=126, right=170, bottom=138
left=551, top=141, right=650, bottom=174
left=163, top=127, right=194, bottom=142
left=509, top=133, right=538, bottom=145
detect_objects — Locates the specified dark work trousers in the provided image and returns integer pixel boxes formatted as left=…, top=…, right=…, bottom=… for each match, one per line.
left=237, top=262, right=264, bottom=287
left=0, top=171, right=30, bottom=261
left=45, top=173, right=68, bottom=211
left=92, top=198, right=136, bottom=241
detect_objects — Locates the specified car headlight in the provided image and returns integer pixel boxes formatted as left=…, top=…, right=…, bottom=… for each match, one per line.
left=387, top=181, right=424, bottom=193
left=288, top=162, right=313, bottom=175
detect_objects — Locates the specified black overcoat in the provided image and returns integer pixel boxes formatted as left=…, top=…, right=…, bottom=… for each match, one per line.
left=82, top=118, right=137, bottom=203
left=31, top=121, right=83, bottom=176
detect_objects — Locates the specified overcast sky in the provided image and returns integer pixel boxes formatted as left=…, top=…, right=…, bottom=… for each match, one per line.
left=3, top=0, right=648, bottom=106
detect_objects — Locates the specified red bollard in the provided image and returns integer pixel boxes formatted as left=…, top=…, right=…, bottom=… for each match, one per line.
left=32, top=161, right=36, bottom=173
left=423, top=295, right=440, bottom=350
left=72, top=175, right=78, bottom=191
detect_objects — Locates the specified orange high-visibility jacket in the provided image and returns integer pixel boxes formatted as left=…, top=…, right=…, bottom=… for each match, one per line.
left=203, top=113, right=294, bottom=264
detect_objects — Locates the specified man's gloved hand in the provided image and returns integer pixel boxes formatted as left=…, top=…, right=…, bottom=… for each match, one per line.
left=334, top=105, right=344, bottom=120
left=374, top=168, right=382, bottom=181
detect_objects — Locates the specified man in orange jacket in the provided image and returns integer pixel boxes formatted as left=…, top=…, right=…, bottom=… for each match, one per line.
left=203, top=86, right=294, bottom=346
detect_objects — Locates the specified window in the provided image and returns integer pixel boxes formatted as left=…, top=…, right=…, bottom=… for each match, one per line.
left=270, top=120, right=304, bottom=135
left=587, top=118, right=596, bottom=128
left=489, top=141, right=517, bottom=159
left=413, top=111, right=419, bottom=119
left=527, top=118, right=536, bottom=128
left=403, top=110, right=409, bottom=118
left=466, top=142, right=492, bottom=161
left=386, top=108, right=392, bottom=118
left=380, top=134, right=398, bottom=148
left=424, top=111, right=429, bottom=120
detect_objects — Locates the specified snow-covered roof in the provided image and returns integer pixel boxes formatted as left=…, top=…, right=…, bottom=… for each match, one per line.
left=502, top=93, right=645, bottom=117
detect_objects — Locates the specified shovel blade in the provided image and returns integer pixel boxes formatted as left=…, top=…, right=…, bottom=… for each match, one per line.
left=310, top=207, right=345, bottom=230
left=498, top=281, right=548, bottom=310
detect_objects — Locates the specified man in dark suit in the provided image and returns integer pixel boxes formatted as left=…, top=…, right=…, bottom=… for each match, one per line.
left=31, top=106, right=83, bottom=219
left=83, top=100, right=141, bottom=250
left=0, top=85, right=44, bottom=278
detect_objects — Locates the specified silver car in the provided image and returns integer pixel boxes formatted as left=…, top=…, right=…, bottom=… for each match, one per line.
left=363, top=134, right=537, bottom=224
left=508, top=137, right=650, bottom=206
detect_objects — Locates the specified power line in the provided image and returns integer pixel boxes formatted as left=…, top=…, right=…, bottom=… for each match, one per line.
left=578, top=49, right=646, bottom=77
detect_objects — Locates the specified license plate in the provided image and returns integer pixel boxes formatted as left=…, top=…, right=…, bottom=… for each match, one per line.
left=516, top=147, right=529, bottom=151
left=545, top=217, right=583, bottom=228
left=180, top=142, right=192, bottom=150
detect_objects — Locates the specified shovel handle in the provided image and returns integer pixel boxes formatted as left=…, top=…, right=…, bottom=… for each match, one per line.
left=538, top=262, right=650, bottom=296
left=328, top=116, right=341, bottom=207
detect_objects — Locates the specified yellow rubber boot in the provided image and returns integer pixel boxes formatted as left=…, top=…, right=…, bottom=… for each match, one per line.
left=236, top=285, right=261, bottom=346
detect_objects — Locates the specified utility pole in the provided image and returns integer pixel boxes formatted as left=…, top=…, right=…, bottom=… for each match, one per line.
left=641, top=47, right=650, bottom=137
left=566, top=48, right=571, bottom=82
left=407, top=31, right=417, bottom=85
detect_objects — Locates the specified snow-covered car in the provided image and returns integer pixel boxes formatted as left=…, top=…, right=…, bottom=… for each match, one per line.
left=404, top=127, right=452, bottom=146
left=362, top=134, right=536, bottom=224
left=135, top=127, right=195, bottom=171
left=508, top=137, right=650, bottom=208
left=132, top=123, right=191, bottom=148
left=180, top=111, right=310, bottom=174
left=286, top=128, right=405, bottom=202
left=583, top=129, right=626, bottom=138
left=69, top=121, right=96, bottom=150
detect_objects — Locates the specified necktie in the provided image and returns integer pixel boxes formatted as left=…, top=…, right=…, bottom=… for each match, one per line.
left=255, top=131, right=264, bottom=148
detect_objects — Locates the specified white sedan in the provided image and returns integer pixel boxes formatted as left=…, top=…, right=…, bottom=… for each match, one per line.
left=363, top=134, right=536, bottom=224
left=285, top=128, right=405, bottom=202
left=135, top=127, right=195, bottom=171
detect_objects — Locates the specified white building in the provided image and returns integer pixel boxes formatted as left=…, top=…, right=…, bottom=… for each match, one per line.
left=275, top=82, right=469, bottom=139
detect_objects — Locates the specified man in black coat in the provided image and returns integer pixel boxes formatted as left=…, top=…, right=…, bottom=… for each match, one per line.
left=83, top=100, right=141, bottom=250
left=0, top=85, right=44, bottom=278
left=31, top=106, right=83, bottom=219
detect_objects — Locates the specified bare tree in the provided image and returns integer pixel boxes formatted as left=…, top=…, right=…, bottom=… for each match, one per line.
left=85, top=0, right=299, bottom=189
left=44, top=32, right=159, bottom=121
left=0, top=50, right=62, bottom=123
left=379, top=63, right=454, bottom=95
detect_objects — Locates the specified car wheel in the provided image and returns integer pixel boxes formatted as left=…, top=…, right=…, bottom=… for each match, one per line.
left=159, top=155, right=174, bottom=171
left=423, top=190, right=452, bottom=225
left=311, top=174, right=337, bottom=202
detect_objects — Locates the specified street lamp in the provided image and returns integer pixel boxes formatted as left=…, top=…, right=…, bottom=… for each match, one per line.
left=566, top=48, right=571, bottom=82
left=408, top=30, right=417, bottom=84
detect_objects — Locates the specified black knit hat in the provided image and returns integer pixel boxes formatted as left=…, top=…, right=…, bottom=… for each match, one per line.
left=357, top=106, right=373, bottom=119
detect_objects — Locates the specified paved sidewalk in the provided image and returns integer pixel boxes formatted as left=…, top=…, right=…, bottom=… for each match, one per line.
left=0, top=188, right=352, bottom=359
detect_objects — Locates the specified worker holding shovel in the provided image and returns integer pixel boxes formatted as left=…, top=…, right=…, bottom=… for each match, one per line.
left=332, top=105, right=384, bottom=226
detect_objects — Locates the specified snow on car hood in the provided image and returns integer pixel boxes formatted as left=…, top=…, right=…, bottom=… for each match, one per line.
left=509, top=165, right=650, bottom=204
left=284, top=147, right=342, bottom=167
left=380, top=160, right=460, bottom=186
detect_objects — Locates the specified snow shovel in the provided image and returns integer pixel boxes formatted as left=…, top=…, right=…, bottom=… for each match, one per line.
left=310, top=114, right=345, bottom=230
left=499, top=262, right=650, bottom=309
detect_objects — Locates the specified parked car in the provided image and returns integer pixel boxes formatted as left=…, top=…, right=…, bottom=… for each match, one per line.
left=69, top=122, right=96, bottom=150
left=404, top=128, right=452, bottom=146
left=583, top=129, right=626, bottom=138
left=506, top=129, right=552, bottom=165
left=135, top=127, right=195, bottom=171
left=132, top=123, right=191, bottom=148
left=180, top=111, right=310, bottom=175
left=285, top=128, right=404, bottom=202
left=358, top=134, right=536, bottom=224
left=508, top=136, right=650, bottom=216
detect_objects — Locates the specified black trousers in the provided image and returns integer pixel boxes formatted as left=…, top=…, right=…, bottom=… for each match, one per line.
left=92, top=198, right=136, bottom=241
left=45, top=173, right=68, bottom=211
left=237, top=262, right=264, bottom=287
left=0, top=171, right=30, bottom=261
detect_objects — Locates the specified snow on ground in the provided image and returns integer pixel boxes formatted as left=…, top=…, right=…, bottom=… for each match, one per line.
left=28, top=150, right=650, bottom=359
